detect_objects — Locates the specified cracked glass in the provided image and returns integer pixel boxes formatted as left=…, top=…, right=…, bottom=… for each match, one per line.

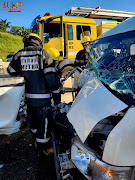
left=88, top=30, right=135, bottom=106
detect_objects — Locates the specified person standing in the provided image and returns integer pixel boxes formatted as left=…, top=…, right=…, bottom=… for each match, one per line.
left=7, top=33, right=61, bottom=150
left=75, top=36, right=91, bottom=67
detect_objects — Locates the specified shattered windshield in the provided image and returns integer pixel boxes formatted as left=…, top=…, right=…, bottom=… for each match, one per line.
left=88, top=30, right=135, bottom=106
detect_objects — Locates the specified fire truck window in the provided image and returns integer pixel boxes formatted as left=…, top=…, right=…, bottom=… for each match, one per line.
left=76, top=25, right=91, bottom=40
left=67, top=25, right=73, bottom=40
left=43, top=23, right=60, bottom=43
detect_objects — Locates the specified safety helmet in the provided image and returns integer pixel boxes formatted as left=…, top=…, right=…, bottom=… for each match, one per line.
left=23, top=33, right=42, bottom=46
left=81, top=36, right=91, bottom=44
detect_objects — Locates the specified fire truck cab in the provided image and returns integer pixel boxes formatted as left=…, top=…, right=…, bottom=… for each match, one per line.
left=30, top=14, right=97, bottom=61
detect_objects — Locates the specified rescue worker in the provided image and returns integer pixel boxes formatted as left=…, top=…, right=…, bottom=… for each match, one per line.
left=7, top=33, right=61, bottom=151
left=75, top=36, right=91, bottom=67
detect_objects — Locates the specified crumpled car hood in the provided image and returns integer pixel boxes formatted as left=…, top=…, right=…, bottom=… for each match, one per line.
left=67, top=76, right=127, bottom=142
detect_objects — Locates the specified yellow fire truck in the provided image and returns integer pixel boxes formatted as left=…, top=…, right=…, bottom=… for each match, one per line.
left=30, top=14, right=97, bottom=60
left=30, top=7, right=135, bottom=73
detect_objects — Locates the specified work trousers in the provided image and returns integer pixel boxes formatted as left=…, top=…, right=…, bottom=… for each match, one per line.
left=27, top=105, right=54, bottom=143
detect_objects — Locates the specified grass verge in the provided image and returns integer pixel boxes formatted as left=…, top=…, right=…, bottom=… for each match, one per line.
left=0, top=31, right=23, bottom=61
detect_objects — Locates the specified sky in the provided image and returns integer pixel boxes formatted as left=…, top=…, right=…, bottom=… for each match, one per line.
left=0, top=0, right=135, bottom=29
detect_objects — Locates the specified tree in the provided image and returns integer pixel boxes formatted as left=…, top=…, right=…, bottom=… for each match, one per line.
left=0, top=19, right=11, bottom=32
left=10, top=26, right=21, bottom=35
left=26, top=28, right=31, bottom=34
left=10, top=26, right=31, bottom=37
left=18, top=26, right=28, bottom=37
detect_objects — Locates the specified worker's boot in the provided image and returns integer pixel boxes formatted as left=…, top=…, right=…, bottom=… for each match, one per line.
left=35, top=139, right=54, bottom=156
left=42, top=147, right=54, bottom=156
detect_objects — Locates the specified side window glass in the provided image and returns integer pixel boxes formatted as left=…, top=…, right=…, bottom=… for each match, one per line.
left=67, top=25, right=73, bottom=40
left=76, top=25, right=91, bottom=40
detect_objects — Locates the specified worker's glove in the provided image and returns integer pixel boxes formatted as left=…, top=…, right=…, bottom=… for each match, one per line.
left=52, top=102, right=65, bottom=120
left=55, top=102, right=71, bottom=113
left=53, top=102, right=66, bottom=111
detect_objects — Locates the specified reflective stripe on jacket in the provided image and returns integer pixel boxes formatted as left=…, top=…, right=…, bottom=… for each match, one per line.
left=7, top=46, right=61, bottom=107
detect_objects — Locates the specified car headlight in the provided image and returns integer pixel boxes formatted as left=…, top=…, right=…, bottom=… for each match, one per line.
left=71, top=138, right=133, bottom=180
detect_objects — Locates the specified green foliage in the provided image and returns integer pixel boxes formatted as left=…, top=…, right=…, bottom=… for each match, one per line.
left=0, top=19, right=31, bottom=61
left=0, top=19, right=11, bottom=32
left=0, top=31, right=23, bottom=61
left=10, top=26, right=31, bottom=37
left=0, top=18, right=30, bottom=36
left=10, top=26, right=21, bottom=35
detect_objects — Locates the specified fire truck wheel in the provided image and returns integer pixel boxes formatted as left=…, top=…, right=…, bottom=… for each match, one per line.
left=62, top=66, right=74, bottom=77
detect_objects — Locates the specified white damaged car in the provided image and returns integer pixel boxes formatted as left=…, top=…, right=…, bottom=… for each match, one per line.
left=67, top=16, right=135, bottom=180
